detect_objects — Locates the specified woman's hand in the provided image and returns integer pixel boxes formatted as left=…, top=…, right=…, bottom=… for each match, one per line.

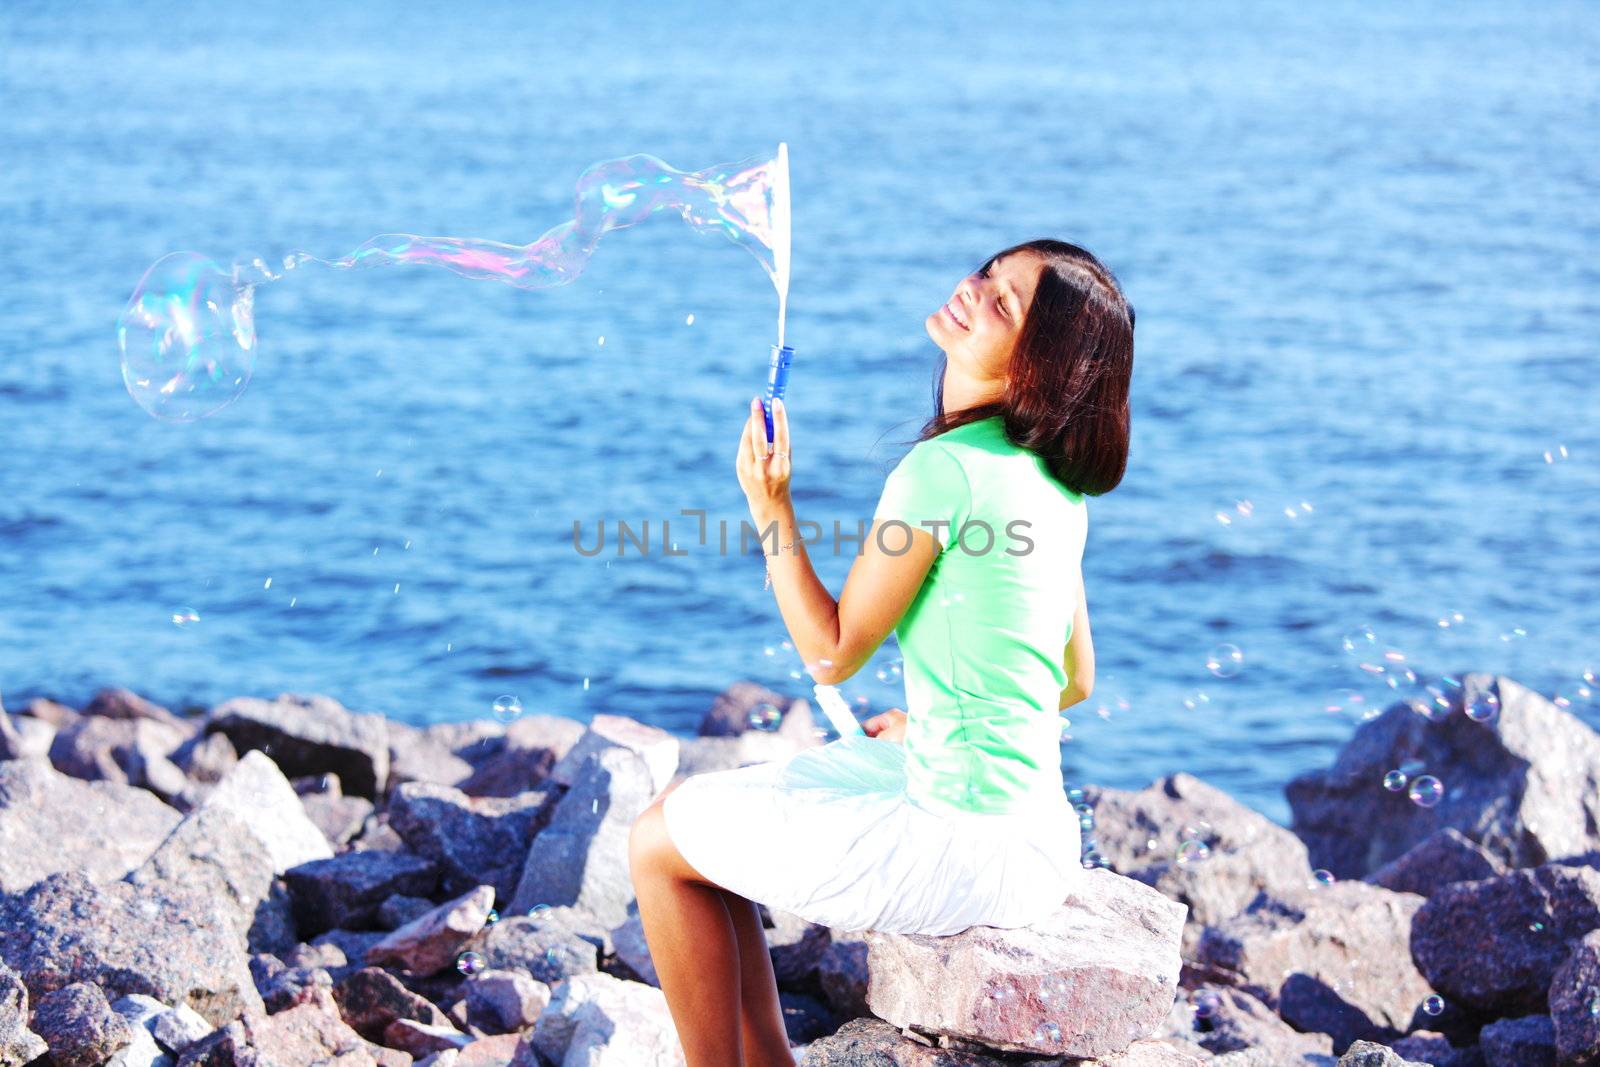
left=862, top=707, right=907, bottom=743
left=736, top=396, right=791, bottom=517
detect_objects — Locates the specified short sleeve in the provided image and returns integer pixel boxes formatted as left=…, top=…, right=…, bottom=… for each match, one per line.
left=872, top=442, right=972, bottom=551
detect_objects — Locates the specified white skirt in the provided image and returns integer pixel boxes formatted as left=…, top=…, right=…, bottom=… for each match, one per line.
left=660, top=732, right=1084, bottom=936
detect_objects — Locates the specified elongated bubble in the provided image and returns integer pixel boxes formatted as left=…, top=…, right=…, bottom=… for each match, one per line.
left=118, top=145, right=791, bottom=422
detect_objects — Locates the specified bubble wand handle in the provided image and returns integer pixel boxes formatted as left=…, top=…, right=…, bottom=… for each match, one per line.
left=762, top=343, right=794, bottom=445
left=813, top=683, right=866, bottom=737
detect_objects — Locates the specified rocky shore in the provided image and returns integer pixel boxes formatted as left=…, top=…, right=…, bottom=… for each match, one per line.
left=0, top=670, right=1597, bottom=1066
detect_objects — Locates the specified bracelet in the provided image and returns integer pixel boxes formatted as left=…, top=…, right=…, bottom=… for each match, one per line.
left=763, top=539, right=800, bottom=590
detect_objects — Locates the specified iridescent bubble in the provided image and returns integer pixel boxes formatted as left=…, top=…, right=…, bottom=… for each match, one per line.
left=545, top=947, right=562, bottom=967
left=485, top=909, right=500, bottom=926
left=1079, top=813, right=1095, bottom=832
left=455, top=951, right=485, bottom=976
left=1189, top=989, right=1222, bottom=1019
left=1405, top=678, right=1454, bottom=723
left=1383, top=769, right=1408, bottom=792
left=528, top=903, right=552, bottom=921
left=491, top=695, right=523, bottom=724
left=1032, top=1021, right=1062, bottom=1045
left=747, top=703, right=782, bottom=731
left=1081, top=849, right=1108, bottom=869
left=171, top=607, right=201, bottom=627
left=119, top=145, right=793, bottom=421
left=1176, top=839, right=1212, bottom=866
left=1205, top=643, right=1244, bottom=678
left=1553, top=669, right=1599, bottom=711
left=1311, top=869, right=1335, bottom=887
left=1407, top=775, right=1443, bottom=808
left=1588, top=991, right=1600, bottom=1017
left=1073, top=802, right=1094, bottom=819
left=1465, top=690, right=1501, bottom=722
left=1421, top=993, right=1445, bottom=1016
left=1322, top=688, right=1369, bottom=717
left=1066, top=786, right=1085, bottom=804
left=1181, top=690, right=1211, bottom=712
left=1180, top=820, right=1213, bottom=842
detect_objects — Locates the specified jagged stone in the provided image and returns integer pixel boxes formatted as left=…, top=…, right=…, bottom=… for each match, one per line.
left=547, top=713, right=679, bottom=797
left=32, top=981, right=137, bottom=1067
left=333, top=967, right=452, bottom=1044
left=1546, top=928, right=1600, bottom=1066
left=457, top=714, right=584, bottom=799
left=866, top=867, right=1187, bottom=1059
left=366, top=885, right=495, bottom=977
left=0, top=962, right=47, bottom=1067
left=520, top=971, right=684, bottom=1067
left=464, top=969, right=548, bottom=1034
left=284, top=850, right=439, bottom=934
left=206, top=693, right=391, bottom=798
left=1286, top=674, right=1600, bottom=877
left=479, top=915, right=598, bottom=985
left=387, top=782, right=557, bottom=903
left=1477, top=1014, right=1556, bottom=1066
left=1363, top=828, right=1507, bottom=898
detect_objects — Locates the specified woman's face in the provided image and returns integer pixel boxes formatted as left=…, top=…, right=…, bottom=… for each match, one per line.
left=925, top=250, right=1043, bottom=382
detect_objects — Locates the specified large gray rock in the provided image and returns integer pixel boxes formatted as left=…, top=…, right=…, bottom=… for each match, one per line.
left=464, top=969, right=549, bottom=1035
left=48, top=713, right=189, bottom=796
left=83, top=687, right=189, bottom=730
left=175, top=1002, right=382, bottom=1065
left=509, top=743, right=657, bottom=928
left=387, top=721, right=476, bottom=791
left=1549, top=928, right=1600, bottom=1066
left=766, top=907, right=832, bottom=987
left=333, top=967, right=452, bottom=1044
left=1333, top=1041, right=1433, bottom=1066
left=818, top=930, right=872, bottom=1021
left=0, top=758, right=180, bottom=893
left=366, top=885, right=495, bottom=977
left=480, top=915, right=599, bottom=986
left=1286, top=674, right=1600, bottom=877
left=0, top=963, right=46, bottom=1067
left=547, top=714, right=679, bottom=798
left=206, top=693, right=391, bottom=798
left=1082, top=773, right=1317, bottom=959
left=1166, top=985, right=1336, bottom=1062
left=698, top=680, right=793, bottom=736
left=1386, top=1032, right=1485, bottom=1067
left=128, top=751, right=332, bottom=950
left=33, top=981, right=136, bottom=1067
left=1411, top=863, right=1600, bottom=1016
left=0, top=871, right=262, bottom=1026
left=1477, top=1014, right=1556, bottom=1066
left=387, top=782, right=558, bottom=904
left=1193, top=880, right=1435, bottom=1051
left=520, top=971, right=685, bottom=1067
left=296, top=774, right=375, bottom=848
left=865, top=867, right=1187, bottom=1059
left=284, top=850, right=439, bottom=934
left=458, top=714, right=585, bottom=799
left=1364, top=828, right=1508, bottom=898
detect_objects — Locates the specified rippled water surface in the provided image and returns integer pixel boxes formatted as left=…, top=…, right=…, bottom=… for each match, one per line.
left=2, top=1, right=1596, bottom=823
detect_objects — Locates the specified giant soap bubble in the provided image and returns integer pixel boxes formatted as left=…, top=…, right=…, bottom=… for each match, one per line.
left=118, top=144, right=792, bottom=422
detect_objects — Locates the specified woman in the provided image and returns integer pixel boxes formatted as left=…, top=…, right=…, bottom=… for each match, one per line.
left=628, top=238, right=1134, bottom=1066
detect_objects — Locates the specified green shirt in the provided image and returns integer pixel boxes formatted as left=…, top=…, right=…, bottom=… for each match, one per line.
left=871, top=414, right=1087, bottom=816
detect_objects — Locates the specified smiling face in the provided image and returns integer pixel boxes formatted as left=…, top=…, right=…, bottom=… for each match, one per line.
left=925, top=250, right=1044, bottom=394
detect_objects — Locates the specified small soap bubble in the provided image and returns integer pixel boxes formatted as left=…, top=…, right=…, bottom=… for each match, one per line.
left=1073, top=802, right=1094, bottom=819
left=171, top=607, right=201, bottom=627
left=263, top=577, right=272, bottom=589
left=1181, top=690, right=1211, bottom=712
left=1435, top=611, right=1467, bottom=629
left=1421, top=993, right=1445, bottom=1016
left=597, top=335, right=606, bottom=346
left=1180, top=820, right=1213, bottom=842
left=1322, top=688, right=1369, bottom=717
left=1079, top=813, right=1095, bottom=832
left=1466, top=691, right=1501, bottom=722
left=1066, top=786, right=1085, bottom=804
left=455, top=951, right=485, bottom=976
left=528, top=903, right=551, bottom=921
left=590, top=797, right=598, bottom=814
left=1205, top=643, right=1244, bottom=678
left=1529, top=920, right=1546, bottom=933
left=1383, top=769, right=1408, bottom=792
left=485, top=908, right=500, bottom=926
left=1311, top=868, right=1335, bottom=887
left=1588, top=992, right=1600, bottom=1017
left=1032, top=1021, right=1063, bottom=1045
left=1081, top=849, right=1108, bottom=869
left=1499, top=627, right=1528, bottom=643
left=747, top=703, right=781, bottom=731
left=545, top=947, right=562, bottom=967
left=1542, top=444, right=1569, bottom=464
left=1176, top=839, right=1212, bottom=866
left=1406, top=680, right=1454, bottom=722
left=1189, top=989, right=1221, bottom=1019
left=1408, top=774, right=1443, bottom=808
left=491, top=695, right=523, bottom=724
left=685, top=313, right=695, bottom=325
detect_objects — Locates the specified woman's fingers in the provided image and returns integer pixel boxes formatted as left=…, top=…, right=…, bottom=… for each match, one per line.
left=748, top=397, right=768, bottom=464
left=773, top=397, right=789, bottom=461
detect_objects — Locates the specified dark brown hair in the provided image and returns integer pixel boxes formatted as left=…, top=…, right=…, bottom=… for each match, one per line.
left=916, top=238, right=1134, bottom=497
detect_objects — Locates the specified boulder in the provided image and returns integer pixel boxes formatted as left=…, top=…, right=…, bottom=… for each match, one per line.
left=127, top=751, right=332, bottom=950
left=509, top=744, right=657, bottom=928
left=387, top=782, right=558, bottom=903
left=33, top=982, right=136, bottom=1067
left=0, top=963, right=46, bottom=1067
left=777, top=990, right=835, bottom=1046
left=1082, top=773, right=1317, bottom=959
left=108, top=993, right=176, bottom=1067
left=1193, top=880, right=1435, bottom=1051
left=333, top=967, right=452, bottom=1044
left=171, top=732, right=238, bottom=786
left=296, top=774, right=376, bottom=847
left=548, top=714, right=679, bottom=797
left=175, top=1002, right=385, bottom=1066
left=766, top=907, right=832, bottom=986
left=479, top=915, right=599, bottom=986
left=865, top=867, right=1187, bottom=1059
left=381, top=1019, right=469, bottom=1056
left=463, top=969, right=548, bottom=1035
left=387, top=722, right=475, bottom=791
left=1549, top=928, right=1600, bottom=1065
left=817, top=931, right=872, bottom=1021
left=1171, top=985, right=1336, bottom=1062
left=48, top=713, right=189, bottom=795
left=1333, top=1041, right=1433, bottom=1066
left=0, top=758, right=180, bottom=893
left=1387, top=1032, right=1485, bottom=1067
left=1411, top=863, right=1600, bottom=1016
left=206, top=693, right=391, bottom=798
left=300, top=931, right=389, bottom=984
left=1286, top=674, right=1600, bottom=877
left=1477, top=1014, right=1557, bottom=1066
left=379, top=895, right=436, bottom=931
left=18, top=698, right=79, bottom=729
left=609, top=911, right=659, bottom=986
left=284, top=850, right=439, bottom=934
left=457, top=715, right=584, bottom=799
left=1364, top=828, right=1508, bottom=898
left=0, top=871, right=261, bottom=1026
left=519, top=971, right=684, bottom=1067
left=83, top=687, right=190, bottom=730
left=366, top=885, right=495, bottom=977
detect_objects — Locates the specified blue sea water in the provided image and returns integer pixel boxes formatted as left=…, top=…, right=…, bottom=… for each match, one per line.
left=2, top=1, right=1596, bottom=825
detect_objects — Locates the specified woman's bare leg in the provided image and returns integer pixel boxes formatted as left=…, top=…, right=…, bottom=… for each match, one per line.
left=629, top=781, right=796, bottom=1067
left=629, top=801, right=744, bottom=1065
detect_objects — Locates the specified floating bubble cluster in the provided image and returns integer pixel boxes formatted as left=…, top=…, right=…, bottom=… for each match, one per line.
left=118, top=145, right=791, bottom=422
